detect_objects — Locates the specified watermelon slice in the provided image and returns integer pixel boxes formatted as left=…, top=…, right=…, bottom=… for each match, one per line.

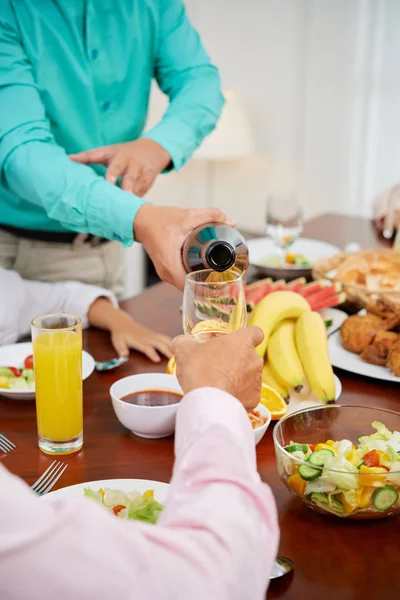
left=304, top=283, right=342, bottom=304
left=301, top=280, right=329, bottom=297
left=308, top=291, right=346, bottom=312
left=286, top=277, right=306, bottom=293
left=244, top=278, right=274, bottom=305
left=270, top=280, right=287, bottom=292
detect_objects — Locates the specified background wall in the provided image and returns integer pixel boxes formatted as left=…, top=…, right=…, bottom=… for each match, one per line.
left=125, top=0, right=400, bottom=296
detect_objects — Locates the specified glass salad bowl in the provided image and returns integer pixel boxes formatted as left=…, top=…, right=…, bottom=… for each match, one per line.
left=273, top=405, right=400, bottom=520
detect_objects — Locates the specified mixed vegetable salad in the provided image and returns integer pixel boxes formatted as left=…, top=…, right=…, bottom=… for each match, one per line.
left=262, top=252, right=312, bottom=268
left=282, top=421, right=400, bottom=516
left=84, top=487, right=163, bottom=524
left=0, top=355, right=34, bottom=390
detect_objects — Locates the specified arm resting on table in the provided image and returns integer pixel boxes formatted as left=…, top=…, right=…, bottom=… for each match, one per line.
left=0, top=388, right=279, bottom=600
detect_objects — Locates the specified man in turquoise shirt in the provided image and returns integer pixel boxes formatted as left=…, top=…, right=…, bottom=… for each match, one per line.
left=0, top=0, right=228, bottom=295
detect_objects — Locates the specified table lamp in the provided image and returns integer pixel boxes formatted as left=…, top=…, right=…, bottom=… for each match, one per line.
left=194, top=90, right=255, bottom=205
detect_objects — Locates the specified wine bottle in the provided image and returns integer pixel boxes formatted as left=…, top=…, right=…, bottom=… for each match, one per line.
left=182, top=224, right=248, bottom=274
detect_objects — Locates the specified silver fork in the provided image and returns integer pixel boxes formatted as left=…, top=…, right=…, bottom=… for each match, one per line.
left=31, top=461, right=68, bottom=496
left=0, top=434, right=16, bottom=454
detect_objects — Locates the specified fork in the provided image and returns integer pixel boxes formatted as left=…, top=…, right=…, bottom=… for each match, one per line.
left=31, top=460, right=68, bottom=495
left=0, top=434, right=16, bottom=454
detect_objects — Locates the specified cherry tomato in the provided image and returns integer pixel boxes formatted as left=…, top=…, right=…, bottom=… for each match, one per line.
left=8, top=367, right=21, bottom=377
left=380, top=465, right=390, bottom=472
left=363, top=449, right=380, bottom=468
left=24, top=355, right=34, bottom=370
left=112, top=504, right=126, bottom=516
left=309, top=444, right=317, bottom=452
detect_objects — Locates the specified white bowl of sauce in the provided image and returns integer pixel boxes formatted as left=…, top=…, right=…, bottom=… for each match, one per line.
left=110, top=373, right=183, bottom=439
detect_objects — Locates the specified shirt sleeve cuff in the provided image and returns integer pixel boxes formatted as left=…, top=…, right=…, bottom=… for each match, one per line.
left=86, top=179, right=147, bottom=246
left=61, top=283, right=118, bottom=329
left=175, top=387, right=257, bottom=467
left=142, top=118, right=198, bottom=172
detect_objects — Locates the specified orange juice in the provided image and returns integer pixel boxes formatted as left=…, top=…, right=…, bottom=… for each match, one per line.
left=33, top=330, right=82, bottom=448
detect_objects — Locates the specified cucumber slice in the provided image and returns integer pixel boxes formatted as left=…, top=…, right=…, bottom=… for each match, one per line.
left=372, top=486, right=399, bottom=511
left=308, top=449, right=334, bottom=467
left=299, top=463, right=321, bottom=481
left=284, top=443, right=309, bottom=454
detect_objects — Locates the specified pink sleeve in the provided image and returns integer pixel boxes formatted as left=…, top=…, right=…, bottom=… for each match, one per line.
left=0, top=388, right=279, bottom=600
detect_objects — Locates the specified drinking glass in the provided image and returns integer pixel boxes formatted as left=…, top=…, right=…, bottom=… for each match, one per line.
left=265, top=194, right=303, bottom=265
left=182, top=270, right=247, bottom=340
left=31, top=313, right=83, bottom=455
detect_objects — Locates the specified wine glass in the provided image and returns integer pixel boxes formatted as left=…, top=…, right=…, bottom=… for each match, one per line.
left=265, top=194, right=303, bottom=265
left=182, top=270, right=247, bottom=340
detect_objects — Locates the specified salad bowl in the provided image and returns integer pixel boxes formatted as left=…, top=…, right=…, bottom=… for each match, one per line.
left=273, top=405, right=400, bottom=519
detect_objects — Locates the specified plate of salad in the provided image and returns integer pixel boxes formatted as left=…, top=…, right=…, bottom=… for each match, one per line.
left=0, top=342, right=95, bottom=400
left=275, top=419, right=400, bottom=519
left=41, top=479, right=168, bottom=524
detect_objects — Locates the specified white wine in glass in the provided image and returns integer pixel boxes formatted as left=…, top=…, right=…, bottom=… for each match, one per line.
left=182, top=270, right=247, bottom=340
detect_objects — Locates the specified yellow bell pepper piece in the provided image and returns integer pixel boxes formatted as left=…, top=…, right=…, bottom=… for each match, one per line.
left=143, top=489, right=154, bottom=499
left=0, top=376, right=9, bottom=389
left=359, top=487, right=375, bottom=509
left=315, top=443, right=339, bottom=455
left=287, top=473, right=306, bottom=497
left=341, top=492, right=358, bottom=514
left=344, top=449, right=363, bottom=466
left=359, top=465, right=387, bottom=487
left=376, top=450, right=390, bottom=463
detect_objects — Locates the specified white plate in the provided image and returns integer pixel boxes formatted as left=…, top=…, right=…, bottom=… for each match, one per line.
left=248, top=237, right=340, bottom=280
left=329, top=331, right=400, bottom=383
left=41, top=478, right=169, bottom=504
left=320, top=307, right=348, bottom=334
left=0, top=342, right=95, bottom=400
left=285, top=374, right=342, bottom=416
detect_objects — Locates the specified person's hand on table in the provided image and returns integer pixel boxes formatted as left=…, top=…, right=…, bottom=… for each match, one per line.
left=87, top=298, right=173, bottom=362
left=172, top=326, right=264, bottom=411
left=134, top=205, right=235, bottom=290
left=374, top=184, right=400, bottom=238
left=69, top=138, right=171, bottom=197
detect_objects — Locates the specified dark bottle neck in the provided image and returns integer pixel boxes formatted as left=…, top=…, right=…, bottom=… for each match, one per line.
left=204, top=241, right=235, bottom=272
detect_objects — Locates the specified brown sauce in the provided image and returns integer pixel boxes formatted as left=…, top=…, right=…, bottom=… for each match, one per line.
left=121, top=389, right=183, bottom=407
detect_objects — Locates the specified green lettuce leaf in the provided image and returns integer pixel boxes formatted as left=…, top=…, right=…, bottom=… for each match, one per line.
left=127, top=497, right=163, bottom=524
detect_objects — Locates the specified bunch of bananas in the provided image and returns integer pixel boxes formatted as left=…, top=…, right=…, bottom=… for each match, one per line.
left=248, top=291, right=336, bottom=404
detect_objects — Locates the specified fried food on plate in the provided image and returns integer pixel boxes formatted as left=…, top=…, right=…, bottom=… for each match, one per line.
left=360, top=331, right=399, bottom=366
left=340, top=314, right=382, bottom=354
left=340, top=313, right=400, bottom=355
left=387, top=341, right=400, bottom=377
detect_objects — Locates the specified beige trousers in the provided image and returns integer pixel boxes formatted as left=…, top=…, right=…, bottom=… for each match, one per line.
left=0, top=229, right=126, bottom=299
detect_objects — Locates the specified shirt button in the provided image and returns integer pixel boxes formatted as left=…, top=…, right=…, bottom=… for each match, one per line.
left=102, top=101, right=110, bottom=112
left=91, top=49, right=99, bottom=60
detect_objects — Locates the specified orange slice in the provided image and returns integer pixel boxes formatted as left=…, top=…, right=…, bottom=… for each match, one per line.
left=166, top=356, right=176, bottom=375
left=260, top=383, right=288, bottom=420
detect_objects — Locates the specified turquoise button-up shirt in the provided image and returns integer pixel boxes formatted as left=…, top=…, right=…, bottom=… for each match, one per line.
left=0, top=1, right=223, bottom=245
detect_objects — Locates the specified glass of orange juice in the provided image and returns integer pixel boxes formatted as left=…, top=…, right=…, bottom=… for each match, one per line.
left=31, top=314, right=83, bottom=455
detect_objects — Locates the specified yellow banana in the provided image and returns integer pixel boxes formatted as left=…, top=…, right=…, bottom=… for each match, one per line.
left=262, top=362, right=290, bottom=402
left=267, top=320, right=304, bottom=392
left=248, top=291, right=310, bottom=357
left=295, top=311, right=336, bottom=403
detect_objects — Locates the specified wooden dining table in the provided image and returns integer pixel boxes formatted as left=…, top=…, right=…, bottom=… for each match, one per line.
left=2, top=213, right=399, bottom=600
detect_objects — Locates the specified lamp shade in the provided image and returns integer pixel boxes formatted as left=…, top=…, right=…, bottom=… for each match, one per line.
left=194, top=90, right=255, bottom=160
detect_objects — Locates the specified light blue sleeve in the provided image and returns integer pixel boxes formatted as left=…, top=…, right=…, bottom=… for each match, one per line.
left=143, top=0, right=225, bottom=170
left=0, top=11, right=143, bottom=246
